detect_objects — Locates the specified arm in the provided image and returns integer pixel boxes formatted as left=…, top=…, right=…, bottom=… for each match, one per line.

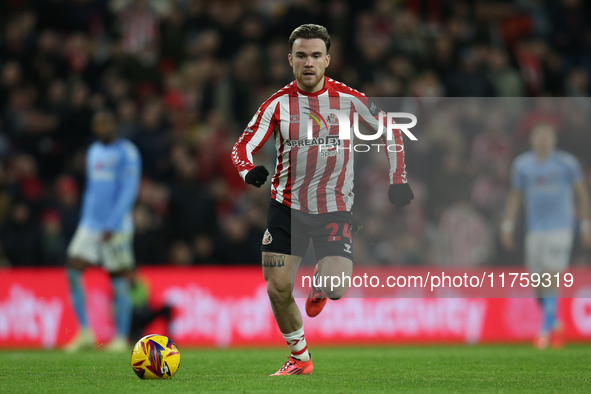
left=353, top=97, right=407, bottom=183
left=574, top=181, right=591, bottom=248
left=104, top=144, right=142, bottom=233
left=353, top=97, right=413, bottom=211
left=500, top=189, right=523, bottom=250
left=231, top=97, right=279, bottom=187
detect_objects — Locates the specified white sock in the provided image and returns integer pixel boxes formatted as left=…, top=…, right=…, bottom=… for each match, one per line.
left=282, top=326, right=310, bottom=362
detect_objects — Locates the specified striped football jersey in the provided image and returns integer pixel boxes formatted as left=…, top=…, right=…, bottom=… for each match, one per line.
left=232, top=76, right=407, bottom=214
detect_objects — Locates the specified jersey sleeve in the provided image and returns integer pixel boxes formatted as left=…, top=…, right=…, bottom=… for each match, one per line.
left=104, top=143, right=142, bottom=231
left=563, top=153, right=584, bottom=184
left=231, top=97, right=280, bottom=180
left=352, top=96, right=408, bottom=184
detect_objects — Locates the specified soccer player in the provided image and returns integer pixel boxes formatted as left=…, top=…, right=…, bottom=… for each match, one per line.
left=501, top=123, right=591, bottom=349
left=64, top=110, right=142, bottom=352
left=232, top=24, right=414, bottom=375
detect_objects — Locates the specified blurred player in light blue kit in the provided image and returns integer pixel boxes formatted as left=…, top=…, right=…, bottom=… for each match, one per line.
left=64, top=110, right=142, bottom=352
left=501, top=123, right=591, bottom=349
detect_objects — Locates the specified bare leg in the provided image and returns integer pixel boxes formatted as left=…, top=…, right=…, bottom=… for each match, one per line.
left=263, top=252, right=303, bottom=333
left=318, top=256, right=353, bottom=300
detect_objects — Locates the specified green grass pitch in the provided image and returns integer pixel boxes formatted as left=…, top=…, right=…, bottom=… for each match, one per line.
left=0, top=345, right=589, bottom=393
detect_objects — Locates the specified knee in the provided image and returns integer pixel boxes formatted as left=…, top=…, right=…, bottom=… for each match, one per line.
left=266, top=281, right=292, bottom=305
left=68, top=258, right=89, bottom=271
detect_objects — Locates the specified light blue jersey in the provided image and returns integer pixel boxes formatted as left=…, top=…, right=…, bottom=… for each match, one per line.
left=511, top=150, right=583, bottom=232
left=79, top=138, right=141, bottom=233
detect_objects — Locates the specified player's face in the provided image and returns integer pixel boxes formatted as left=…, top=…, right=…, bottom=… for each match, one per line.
left=93, top=112, right=117, bottom=143
left=530, top=125, right=556, bottom=156
left=289, top=38, right=330, bottom=93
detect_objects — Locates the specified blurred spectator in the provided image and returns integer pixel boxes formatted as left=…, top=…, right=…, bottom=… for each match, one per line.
left=558, top=100, right=591, bottom=170
left=213, top=214, right=267, bottom=265
left=51, top=175, right=80, bottom=241
left=192, top=234, right=214, bottom=265
left=11, top=153, right=43, bottom=204
left=548, top=0, right=591, bottom=72
left=0, top=242, right=10, bottom=267
left=487, top=47, right=525, bottom=97
left=118, top=0, right=161, bottom=55
left=445, top=48, right=495, bottom=97
left=471, top=108, right=514, bottom=170
left=427, top=152, right=473, bottom=220
left=40, top=209, right=67, bottom=266
left=168, top=145, right=216, bottom=241
left=168, top=240, right=193, bottom=266
left=565, top=68, right=589, bottom=97
left=58, top=81, right=93, bottom=159
left=0, top=200, right=42, bottom=266
left=471, top=161, right=511, bottom=221
left=130, top=100, right=168, bottom=178
left=432, top=191, right=494, bottom=267
left=0, top=164, right=14, bottom=225
left=133, top=203, right=167, bottom=265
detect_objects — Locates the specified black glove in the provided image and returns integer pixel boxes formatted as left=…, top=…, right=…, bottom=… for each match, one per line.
left=388, top=183, right=414, bottom=212
left=245, top=166, right=269, bottom=188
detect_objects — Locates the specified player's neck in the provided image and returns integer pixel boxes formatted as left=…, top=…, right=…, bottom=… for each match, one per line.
left=100, top=136, right=117, bottom=145
left=296, top=76, right=326, bottom=94
left=535, top=150, right=552, bottom=162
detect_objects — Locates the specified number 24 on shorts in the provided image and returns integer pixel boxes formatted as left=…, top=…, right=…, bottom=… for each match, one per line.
left=325, top=222, right=352, bottom=242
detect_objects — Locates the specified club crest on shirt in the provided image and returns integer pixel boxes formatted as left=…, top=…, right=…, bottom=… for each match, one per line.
left=326, top=113, right=338, bottom=124
left=262, top=229, right=273, bottom=245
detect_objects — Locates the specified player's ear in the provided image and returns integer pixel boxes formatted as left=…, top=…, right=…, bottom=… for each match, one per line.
left=325, top=53, right=330, bottom=68
left=288, top=53, right=293, bottom=67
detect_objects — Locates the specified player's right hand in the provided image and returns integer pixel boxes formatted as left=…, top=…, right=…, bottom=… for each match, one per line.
left=102, top=231, right=113, bottom=242
left=245, top=166, right=269, bottom=188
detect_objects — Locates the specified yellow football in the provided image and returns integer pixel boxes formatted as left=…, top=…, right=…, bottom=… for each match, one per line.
left=131, top=334, right=181, bottom=379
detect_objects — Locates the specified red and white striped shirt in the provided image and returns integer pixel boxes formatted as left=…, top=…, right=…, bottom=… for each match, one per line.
left=232, top=76, right=407, bottom=214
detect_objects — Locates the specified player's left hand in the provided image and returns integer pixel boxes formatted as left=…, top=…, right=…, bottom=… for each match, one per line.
left=102, top=231, right=113, bottom=242
left=388, top=183, right=414, bottom=212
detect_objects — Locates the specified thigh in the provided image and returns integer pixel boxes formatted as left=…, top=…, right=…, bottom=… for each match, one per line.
left=318, top=255, right=353, bottom=278
left=67, top=226, right=101, bottom=265
left=101, top=232, right=135, bottom=273
left=263, top=252, right=303, bottom=290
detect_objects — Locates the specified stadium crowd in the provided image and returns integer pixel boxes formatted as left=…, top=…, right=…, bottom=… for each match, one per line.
left=1, top=0, right=590, bottom=267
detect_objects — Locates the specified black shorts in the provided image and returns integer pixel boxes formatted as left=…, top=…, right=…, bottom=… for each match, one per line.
left=261, top=199, right=353, bottom=260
